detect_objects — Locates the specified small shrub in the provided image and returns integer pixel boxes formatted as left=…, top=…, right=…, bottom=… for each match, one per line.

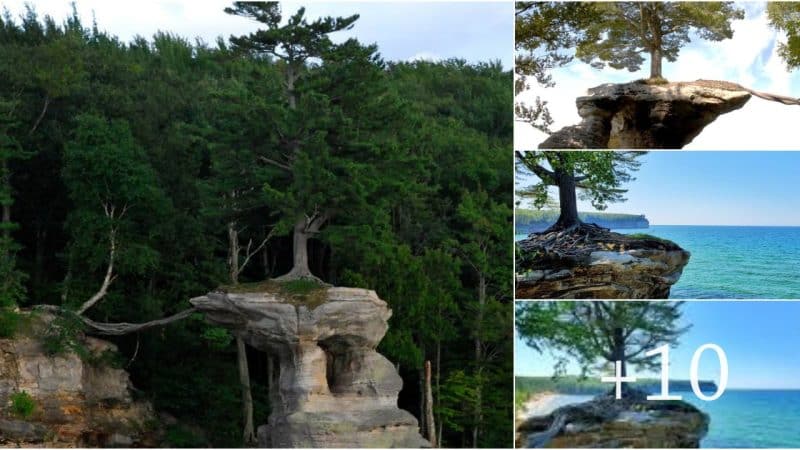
left=0, top=309, right=20, bottom=338
left=41, top=312, right=87, bottom=357
left=627, top=233, right=674, bottom=245
left=10, top=391, right=36, bottom=419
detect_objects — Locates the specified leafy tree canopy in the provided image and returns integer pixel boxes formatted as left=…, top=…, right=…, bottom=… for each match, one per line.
left=768, top=2, right=800, bottom=70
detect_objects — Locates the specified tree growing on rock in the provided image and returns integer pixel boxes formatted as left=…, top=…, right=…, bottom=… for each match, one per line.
left=576, top=2, right=744, bottom=79
left=224, top=2, right=358, bottom=282
left=516, top=301, right=688, bottom=381
left=515, top=151, right=644, bottom=232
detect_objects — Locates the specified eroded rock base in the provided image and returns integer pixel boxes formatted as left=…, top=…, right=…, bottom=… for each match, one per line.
left=540, top=80, right=751, bottom=149
left=517, top=390, right=709, bottom=448
left=516, top=224, right=690, bottom=298
left=191, top=285, right=430, bottom=448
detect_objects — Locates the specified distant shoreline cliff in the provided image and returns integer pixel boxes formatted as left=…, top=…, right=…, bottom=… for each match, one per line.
left=516, top=210, right=649, bottom=235
left=516, top=376, right=717, bottom=397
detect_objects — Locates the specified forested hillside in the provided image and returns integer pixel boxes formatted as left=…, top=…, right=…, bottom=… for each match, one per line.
left=0, top=4, right=512, bottom=447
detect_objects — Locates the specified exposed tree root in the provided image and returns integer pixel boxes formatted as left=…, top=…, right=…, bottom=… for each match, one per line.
left=34, top=304, right=196, bottom=336
left=517, top=221, right=681, bottom=271
left=272, top=268, right=330, bottom=286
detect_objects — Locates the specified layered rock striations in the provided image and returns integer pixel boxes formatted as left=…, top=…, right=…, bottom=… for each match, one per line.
left=0, top=313, right=158, bottom=447
left=190, top=283, right=430, bottom=448
left=540, top=80, right=751, bottom=149
left=516, top=225, right=690, bottom=299
left=516, top=390, right=709, bottom=448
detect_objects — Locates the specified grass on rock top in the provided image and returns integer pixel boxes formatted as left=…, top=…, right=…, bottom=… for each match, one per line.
left=219, top=279, right=329, bottom=309
left=626, top=233, right=676, bottom=246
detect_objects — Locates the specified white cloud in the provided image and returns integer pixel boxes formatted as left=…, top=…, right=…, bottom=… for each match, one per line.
left=407, top=51, right=441, bottom=63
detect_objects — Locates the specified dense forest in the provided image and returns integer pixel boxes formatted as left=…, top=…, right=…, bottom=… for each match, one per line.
left=0, top=3, right=512, bottom=448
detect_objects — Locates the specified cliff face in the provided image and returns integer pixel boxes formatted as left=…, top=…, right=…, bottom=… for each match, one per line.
left=516, top=226, right=689, bottom=299
left=0, top=314, right=158, bottom=447
left=539, top=80, right=750, bottom=149
left=517, top=390, right=709, bottom=448
left=190, top=284, right=430, bottom=448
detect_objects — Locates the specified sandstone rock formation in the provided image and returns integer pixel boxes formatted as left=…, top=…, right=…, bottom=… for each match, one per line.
left=190, top=283, right=430, bottom=448
left=516, top=390, right=709, bottom=448
left=516, top=226, right=690, bottom=298
left=540, top=80, right=751, bottom=149
left=0, top=313, right=158, bottom=447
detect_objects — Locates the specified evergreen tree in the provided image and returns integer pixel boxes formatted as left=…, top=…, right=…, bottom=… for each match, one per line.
left=225, top=2, right=359, bottom=281
left=516, top=301, right=689, bottom=383
left=0, top=99, right=27, bottom=307
left=515, top=2, right=600, bottom=133
left=515, top=151, right=644, bottom=231
left=768, top=2, right=800, bottom=70
left=576, top=2, right=744, bottom=79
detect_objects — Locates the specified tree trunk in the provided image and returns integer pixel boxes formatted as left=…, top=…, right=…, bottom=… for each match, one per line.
left=1, top=159, right=9, bottom=238
left=473, top=272, right=486, bottom=448
left=288, top=219, right=312, bottom=278
left=612, top=327, right=627, bottom=377
left=34, top=227, right=46, bottom=299
left=275, top=217, right=327, bottom=282
left=436, top=340, right=442, bottom=448
left=648, top=4, right=663, bottom=79
left=650, top=47, right=663, bottom=79
left=553, top=173, right=580, bottom=230
left=228, top=221, right=239, bottom=284
left=236, top=336, right=256, bottom=445
left=424, top=360, right=437, bottom=447
left=419, top=367, right=426, bottom=438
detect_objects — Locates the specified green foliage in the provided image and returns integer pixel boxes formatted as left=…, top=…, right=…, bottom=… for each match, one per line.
left=626, top=233, right=675, bottom=245
left=164, top=424, right=208, bottom=448
left=768, top=2, right=800, bottom=69
left=0, top=308, right=20, bottom=337
left=0, top=5, right=512, bottom=448
left=515, top=2, right=601, bottom=132
left=201, top=326, right=234, bottom=352
left=10, top=391, right=36, bottom=419
left=517, top=151, right=644, bottom=211
left=516, top=302, right=689, bottom=377
left=41, top=312, right=87, bottom=357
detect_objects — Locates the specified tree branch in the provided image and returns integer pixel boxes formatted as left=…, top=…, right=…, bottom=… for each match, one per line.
left=76, top=202, right=124, bottom=315
left=259, top=155, right=292, bottom=171
left=237, top=229, right=275, bottom=276
left=28, top=95, right=50, bottom=136
left=81, top=307, right=197, bottom=335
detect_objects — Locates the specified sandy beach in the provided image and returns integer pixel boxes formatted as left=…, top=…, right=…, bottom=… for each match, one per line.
left=517, top=392, right=595, bottom=423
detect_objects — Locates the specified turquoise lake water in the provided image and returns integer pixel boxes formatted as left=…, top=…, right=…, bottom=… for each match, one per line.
left=516, top=225, right=800, bottom=299
left=686, top=390, right=800, bottom=448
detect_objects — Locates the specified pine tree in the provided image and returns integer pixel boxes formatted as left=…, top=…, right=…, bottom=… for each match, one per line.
left=576, top=2, right=744, bottom=79
left=515, top=151, right=644, bottom=231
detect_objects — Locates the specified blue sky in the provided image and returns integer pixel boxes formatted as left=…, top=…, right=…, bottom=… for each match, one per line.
left=515, top=1, right=800, bottom=150
left=515, top=301, right=800, bottom=390
left=1, top=1, right=512, bottom=68
left=516, top=151, right=800, bottom=226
